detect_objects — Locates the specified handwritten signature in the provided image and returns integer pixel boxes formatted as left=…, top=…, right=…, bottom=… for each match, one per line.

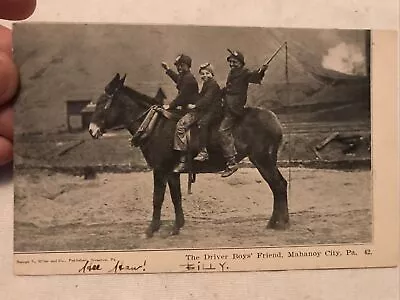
left=179, top=261, right=229, bottom=272
left=78, top=259, right=229, bottom=274
left=78, top=260, right=147, bottom=274
left=108, top=260, right=147, bottom=273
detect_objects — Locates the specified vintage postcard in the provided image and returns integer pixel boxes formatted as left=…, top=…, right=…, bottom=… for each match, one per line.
left=12, top=23, right=398, bottom=275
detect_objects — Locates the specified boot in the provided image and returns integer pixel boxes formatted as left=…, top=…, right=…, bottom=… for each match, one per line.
left=193, top=148, right=209, bottom=162
left=221, top=157, right=239, bottom=178
left=173, top=154, right=187, bottom=173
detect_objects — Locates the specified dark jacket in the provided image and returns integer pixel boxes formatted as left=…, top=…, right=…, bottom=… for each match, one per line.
left=195, top=78, right=222, bottom=116
left=166, top=69, right=199, bottom=109
left=224, top=67, right=266, bottom=115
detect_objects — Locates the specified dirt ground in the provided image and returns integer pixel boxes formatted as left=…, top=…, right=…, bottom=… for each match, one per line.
left=14, top=167, right=372, bottom=252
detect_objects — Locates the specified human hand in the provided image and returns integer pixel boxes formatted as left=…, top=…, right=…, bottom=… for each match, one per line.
left=162, top=104, right=170, bottom=110
left=161, top=62, right=169, bottom=71
left=187, top=104, right=196, bottom=109
left=260, top=63, right=269, bottom=72
left=0, top=0, right=36, bottom=165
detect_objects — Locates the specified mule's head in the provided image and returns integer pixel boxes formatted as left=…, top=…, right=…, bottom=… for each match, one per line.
left=89, top=73, right=126, bottom=139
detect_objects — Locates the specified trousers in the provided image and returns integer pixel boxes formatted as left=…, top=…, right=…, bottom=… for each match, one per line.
left=197, top=110, right=215, bottom=150
left=218, top=109, right=239, bottom=158
left=173, top=112, right=197, bottom=151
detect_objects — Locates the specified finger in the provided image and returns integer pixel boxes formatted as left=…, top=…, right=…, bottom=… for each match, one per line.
left=0, top=105, right=13, bottom=141
left=0, top=26, right=12, bottom=57
left=0, top=0, right=37, bottom=20
left=0, top=136, right=12, bottom=165
left=0, top=52, right=18, bottom=106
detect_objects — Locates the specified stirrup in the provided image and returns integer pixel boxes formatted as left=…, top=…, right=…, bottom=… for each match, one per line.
left=193, top=151, right=209, bottom=162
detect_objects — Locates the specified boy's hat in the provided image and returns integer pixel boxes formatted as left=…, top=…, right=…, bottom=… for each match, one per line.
left=174, top=54, right=192, bottom=67
left=226, top=49, right=245, bottom=65
left=199, top=62, right=214, bottom=75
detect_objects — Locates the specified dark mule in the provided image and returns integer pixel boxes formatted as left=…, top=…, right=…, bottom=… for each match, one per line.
left=89, top=73, right=289, bottom=237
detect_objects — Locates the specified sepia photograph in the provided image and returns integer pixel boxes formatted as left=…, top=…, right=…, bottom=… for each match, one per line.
left=13, top=23, right=371, bottom=250
left=12, top=23, right=394, bottom=275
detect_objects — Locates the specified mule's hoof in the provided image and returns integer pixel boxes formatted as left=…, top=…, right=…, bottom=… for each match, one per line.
left=144, top=228, right=155, bottom=238
left=141, top=232, right=150, bottom=239
left=145, top=223, right=160, bottom=238
left=170, top=226, right=180, bottom=236
left=267, top=219, right=289, bottom=230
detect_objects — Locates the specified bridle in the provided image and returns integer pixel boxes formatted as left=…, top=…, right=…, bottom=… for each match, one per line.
left=97, top=84, right=180, bottom=147
left=103, top=89, right=119, bottom=110
left=103, top=86, right=157, bottom=131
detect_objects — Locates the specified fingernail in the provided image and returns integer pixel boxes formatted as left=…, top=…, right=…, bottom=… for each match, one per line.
left=0, top=53, right=17, bottom=105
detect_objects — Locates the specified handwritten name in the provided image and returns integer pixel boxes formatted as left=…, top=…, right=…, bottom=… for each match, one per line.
left=78, top=260, right=147, bottom=274
left=180, top=261, right=229, bottom=272
left=78, top=260, right=102, bottom=273
left=108, top=260, right=147, bottom=273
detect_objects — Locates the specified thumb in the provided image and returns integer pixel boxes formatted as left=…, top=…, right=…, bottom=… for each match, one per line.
left=0, top=53, right=18, bottom=106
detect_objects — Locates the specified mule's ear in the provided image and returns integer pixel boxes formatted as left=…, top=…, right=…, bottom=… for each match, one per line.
left=155, top=87, right=167, bottom=104
left=120, top=74, right=127, bottom=85
left=115, top=73, right=120, bottom=80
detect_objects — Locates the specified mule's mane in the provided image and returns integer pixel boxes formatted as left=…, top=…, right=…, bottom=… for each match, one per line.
left=122, top=86, right=160, bottom=107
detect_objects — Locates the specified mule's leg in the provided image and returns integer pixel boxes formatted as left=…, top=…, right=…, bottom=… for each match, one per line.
left=145, top=169, right=167, bottom=238
left=168, top=173, right=184, bottom=235
left=249, top=153, right=289, bottom=230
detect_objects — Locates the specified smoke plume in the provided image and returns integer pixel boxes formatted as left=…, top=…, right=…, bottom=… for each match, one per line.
left=322, top=42, right=366, bottom=76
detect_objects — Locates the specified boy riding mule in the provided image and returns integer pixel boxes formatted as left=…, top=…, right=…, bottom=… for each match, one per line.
left=161, top=54, right=200, bottom=172
left=191, top=63, right=222, bottom=162
left=89, top=73, right=289, bottom=238
left=219, top=49, right=269, bottom=177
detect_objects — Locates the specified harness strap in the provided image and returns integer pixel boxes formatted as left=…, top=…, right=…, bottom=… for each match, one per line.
left=135, top=107, right=153, bottom=123
left=131, top=105, right=182, bottom=147
left=153, top=106, right=181, bottom=121
left=134, top=108, right=157, bottom=137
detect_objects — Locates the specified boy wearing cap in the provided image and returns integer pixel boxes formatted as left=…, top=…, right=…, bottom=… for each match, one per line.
left=162, top=54, right=199, bottom=110
left=192, top=63, right=222, bottom=162
left=161, top=54, right=200, bottom=172
left=219, top=49, right=269, bottom=177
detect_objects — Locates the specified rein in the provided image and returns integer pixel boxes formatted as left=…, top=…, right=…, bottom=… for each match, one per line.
left=134, top=106, right=153, bottom=123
